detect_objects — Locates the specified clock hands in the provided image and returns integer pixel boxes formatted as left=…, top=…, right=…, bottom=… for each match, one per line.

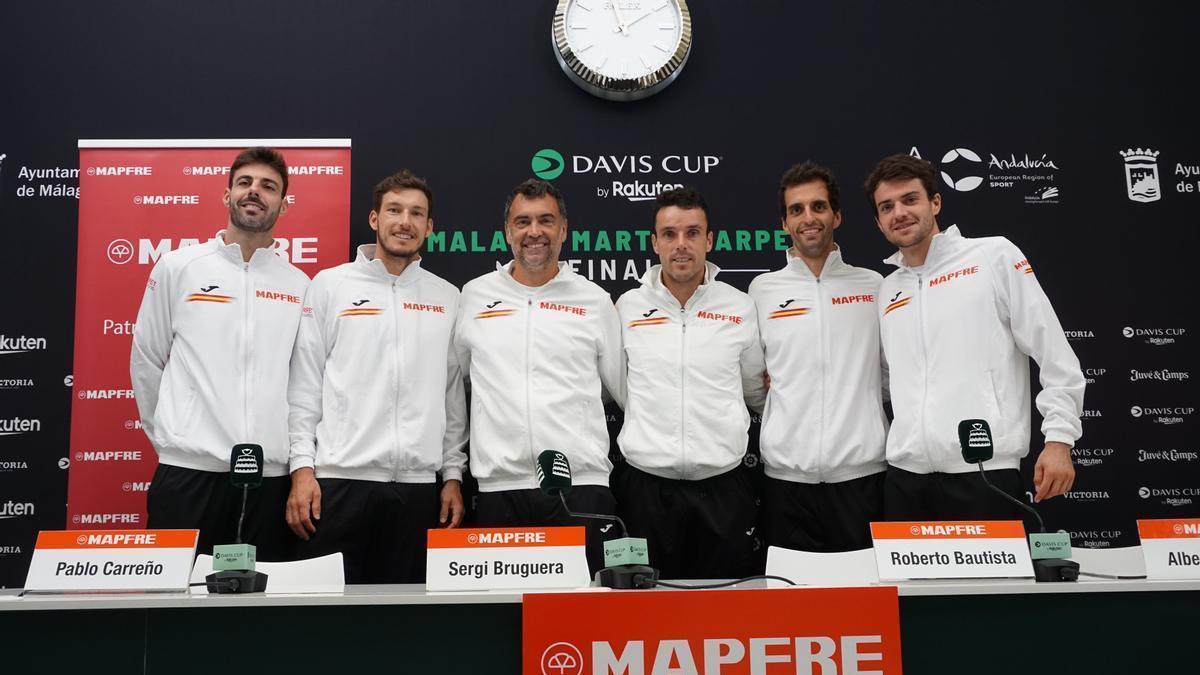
left=613, top=9, right=657, bottom=33
left=609, top=0, right=629, bottom=34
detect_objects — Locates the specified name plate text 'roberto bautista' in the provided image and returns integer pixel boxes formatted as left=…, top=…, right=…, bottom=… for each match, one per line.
left=871, top=521, right=1033, bottom=580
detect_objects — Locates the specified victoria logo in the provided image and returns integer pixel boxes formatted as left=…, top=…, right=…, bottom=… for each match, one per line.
left=540, top=641, right=583, bottom=675
left=938, top=148, right=985, bottom=192
left=1120, top=148, right=1161, bottom=203
left=107, top=239, right=135, bottom=265
left=532, top=148, right=566, bottom=180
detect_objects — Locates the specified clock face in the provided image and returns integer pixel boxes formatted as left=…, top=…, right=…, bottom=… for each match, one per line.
left=563, top=0, right=683, bottom=81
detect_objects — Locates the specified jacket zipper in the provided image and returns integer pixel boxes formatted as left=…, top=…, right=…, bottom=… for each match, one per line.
left=915, top=272, right=933, bottom=471
left=525, top=295, right=536, bottom=472
left=679, top=303, right=687, bottom=479
left=392, top=277, right=403, bottom=481
left=242, top=262, right=251, bottom=442
left=815, top=275, right=825, bottom=482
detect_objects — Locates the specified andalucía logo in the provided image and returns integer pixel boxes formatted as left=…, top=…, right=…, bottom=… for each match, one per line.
left=532, top=149, right=566, bottom=180
left=939, top=147, right=985, bottom=192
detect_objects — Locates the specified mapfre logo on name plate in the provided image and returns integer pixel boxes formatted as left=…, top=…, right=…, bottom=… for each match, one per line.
left=24, top=529, right=199, bottom=593
left=1138, top=518, right=1200, bottom=579
left=871, top=520, right=1033, bottom=580
left=525, top=587, right=901, bottom=675
left=426, top=526, right=590, bottom=591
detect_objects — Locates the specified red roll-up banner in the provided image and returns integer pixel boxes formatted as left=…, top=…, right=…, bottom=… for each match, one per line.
left=69, top=139, right=351, bottom=529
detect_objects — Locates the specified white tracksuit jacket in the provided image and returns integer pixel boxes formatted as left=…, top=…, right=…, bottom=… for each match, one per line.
left=879, top=225, right=1085, bottom=474
left=616, top=263, right=766, bottom=480
left=287, top=246, right=467, bottom=483
left=455, top=262, right=624, bottom=492
left=130, top=232, right=310, bottom=477
left=748, top=248, right=888, bottom=484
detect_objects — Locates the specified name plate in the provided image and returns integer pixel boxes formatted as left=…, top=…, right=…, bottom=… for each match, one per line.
left=426, top=526, right=590, bottom=591
left=24, top=529, right=199, bottom=593
left=871, top=521, right=1033, bottom=580
left=1138, top=518, right=1200, bottom=579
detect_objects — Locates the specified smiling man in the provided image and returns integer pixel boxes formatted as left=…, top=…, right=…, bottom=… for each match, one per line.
left=131, top=146, right=309, bottom=560
left=285, top=170, right=466, bottom=583
left=748, top=162, right=888, bottom=552
left=454, top=179, right=624, bottom=572
left=866, top=153, right=1084, bottom=521
left=614, top=187, right=766, bottom=578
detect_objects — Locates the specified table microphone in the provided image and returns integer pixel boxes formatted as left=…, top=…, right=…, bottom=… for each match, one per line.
left=957, top=420, right=1078, bottom=582
left=536, top=450, right=658, bottom=589
left=205, top=444, right=269, bottom=593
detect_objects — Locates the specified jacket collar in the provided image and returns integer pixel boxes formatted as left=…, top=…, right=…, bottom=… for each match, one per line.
left=355, top=244, right=423, bottom=283
left=214, top=230, right=277, bottom=268
left=883, top=224, right=963, bottom=269
left=496, top=260, right=572, bottom=291
left=785, top=245, right=845, bottom=279
left=638, top=261, right=719, bottom=308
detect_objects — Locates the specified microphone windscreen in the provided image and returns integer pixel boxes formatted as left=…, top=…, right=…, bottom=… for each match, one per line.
left=230, top=444, right=264, bottom=488
left=536, top=450, right=572, bottom=497
left=958, top=419, right=994, bottom=463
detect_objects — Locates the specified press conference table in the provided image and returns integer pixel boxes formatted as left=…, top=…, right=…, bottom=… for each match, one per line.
left=1, top=578, right=1195, bottom=673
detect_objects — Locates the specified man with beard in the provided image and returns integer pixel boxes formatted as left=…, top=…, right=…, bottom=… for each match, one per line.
left=455, top=179, right=624, bottom=572
left=614, top=187, right=766, bottom=578
left=131, top=146, right=309, bottom=560
left=748, top=162, right=888, bottom=552
left=866, top=153, right=1083, bottom=520
left=286, top=170, right=466, bottom=582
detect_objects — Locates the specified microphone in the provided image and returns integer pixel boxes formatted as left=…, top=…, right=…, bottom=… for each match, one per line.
left=206, top=444, right=269, bottom=593
left=535, top=449, right=573, bottom=499
left=956, top=420, right=1078, bottom=582
left=535, top=450, right=657, bottom=589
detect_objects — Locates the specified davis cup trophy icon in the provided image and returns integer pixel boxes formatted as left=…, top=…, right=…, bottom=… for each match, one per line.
left=541, top=642, right=584, bottom=675
left=1120, top=148, right=1161, bottom=203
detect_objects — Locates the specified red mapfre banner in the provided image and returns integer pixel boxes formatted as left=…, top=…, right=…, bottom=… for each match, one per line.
left=524, top=586, right=902, bottom=675
left=68, top=139, right=351, bottom=529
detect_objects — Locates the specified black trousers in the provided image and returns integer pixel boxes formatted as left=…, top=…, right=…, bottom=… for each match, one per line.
left=474, top=486, right=619, bottom=574
left=884, top=465, right=1028, bottom=522
left=291, top=478, right=440, bottom=584
left=612, top=465, right=758, bottom=580
left=761, top=472, right=885, bottom=553
left=145, top=463, right=291, bottom=561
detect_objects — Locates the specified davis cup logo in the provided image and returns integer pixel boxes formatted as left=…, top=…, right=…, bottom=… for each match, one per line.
left=532, top=148, right=565, bottom=180
left=1139, top=487, right=1151, bottom=498
left=1131, top=406, right=1143, bottom=417
left=107, top=239, right=134, bottom=264
left=541, top=642, right=583, bottom=675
